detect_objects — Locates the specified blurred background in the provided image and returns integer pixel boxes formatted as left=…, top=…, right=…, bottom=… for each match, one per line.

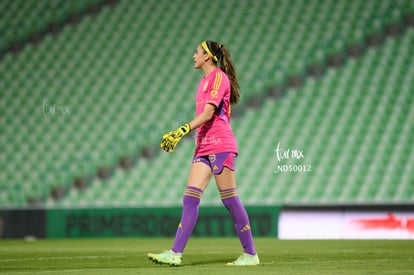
left=0, top=0, right=413, bottom=213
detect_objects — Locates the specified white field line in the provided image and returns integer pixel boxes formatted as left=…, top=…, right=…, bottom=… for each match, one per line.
left=0, top=254, right=130, bottom=262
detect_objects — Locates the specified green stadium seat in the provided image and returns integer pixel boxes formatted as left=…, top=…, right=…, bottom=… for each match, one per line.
left=1, top=0, right=413, bottom=207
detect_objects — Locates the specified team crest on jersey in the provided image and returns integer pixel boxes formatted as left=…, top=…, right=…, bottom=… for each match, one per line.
left=210, top=89, right=218, bottom=98
left=203, top=81, right=209, bottom=91
left=208, top=154, right=216, bottom=163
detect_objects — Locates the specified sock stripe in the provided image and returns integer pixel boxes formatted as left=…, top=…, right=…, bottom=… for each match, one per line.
left=184, top=193, right=202, bottom=199
left=220, top=189, right=238, bottom=199
left=184, top=187, right=203, bottom=199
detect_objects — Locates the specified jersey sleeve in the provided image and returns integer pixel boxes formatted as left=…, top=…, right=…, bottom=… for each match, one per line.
left=205, top=71, right=225, bottom=108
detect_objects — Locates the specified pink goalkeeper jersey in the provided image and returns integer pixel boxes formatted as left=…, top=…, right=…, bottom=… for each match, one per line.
left=194, top=68, right=238, bottom=156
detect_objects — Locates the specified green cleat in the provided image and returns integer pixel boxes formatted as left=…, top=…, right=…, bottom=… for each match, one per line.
left=227, top=253, right=260, bottom=266
left=147, top=250, right=182, bottom=266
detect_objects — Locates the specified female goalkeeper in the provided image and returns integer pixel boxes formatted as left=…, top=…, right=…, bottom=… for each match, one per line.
left=148, top=40, right=259, bottom=266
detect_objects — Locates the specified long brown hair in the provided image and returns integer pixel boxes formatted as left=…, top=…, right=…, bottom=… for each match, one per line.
left=204, top=40, right=240, bottom=105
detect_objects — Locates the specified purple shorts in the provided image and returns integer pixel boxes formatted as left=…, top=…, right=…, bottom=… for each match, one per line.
left=192, top=152, right=237, bottom=174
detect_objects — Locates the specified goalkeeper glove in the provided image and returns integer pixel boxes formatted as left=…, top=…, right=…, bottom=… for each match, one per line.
left=160, top=123, right=191, bottom=153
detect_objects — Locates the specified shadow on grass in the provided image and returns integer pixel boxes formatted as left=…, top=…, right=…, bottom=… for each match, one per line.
left=185, top=257, right=234, bottom=266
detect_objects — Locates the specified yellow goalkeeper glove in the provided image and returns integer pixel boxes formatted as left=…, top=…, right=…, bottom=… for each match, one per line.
left=160, top=131, right=174, bottom=152
left=160, top=123, right=191, bottom=153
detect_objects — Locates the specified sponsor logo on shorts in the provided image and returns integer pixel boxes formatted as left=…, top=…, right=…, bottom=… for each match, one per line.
left=208, top=154, right=216, bottom=163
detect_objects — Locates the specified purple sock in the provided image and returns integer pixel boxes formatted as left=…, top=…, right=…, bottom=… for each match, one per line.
left=220, top=188, right=256, bottom=255
left=172, top=186, right=203, bottom=253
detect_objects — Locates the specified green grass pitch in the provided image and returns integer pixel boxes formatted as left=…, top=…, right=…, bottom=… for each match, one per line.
left=0, top=238, right=413, bottom=274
